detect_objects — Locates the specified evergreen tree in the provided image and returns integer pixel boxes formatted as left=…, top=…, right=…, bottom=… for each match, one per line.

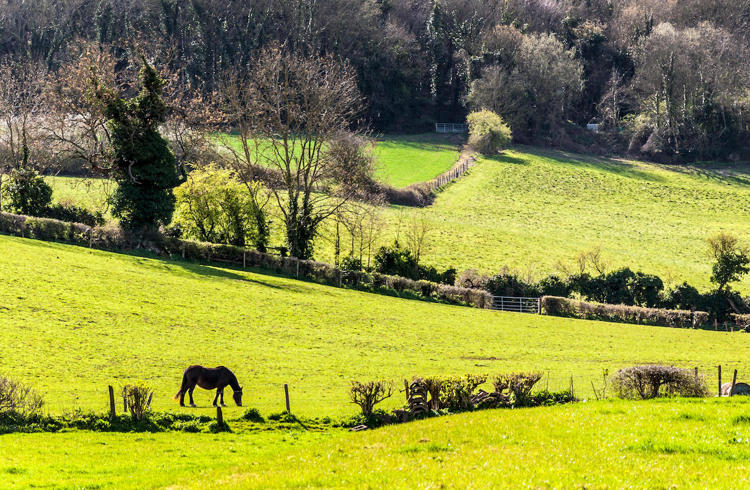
left=94, top=58, right=184, bottom=232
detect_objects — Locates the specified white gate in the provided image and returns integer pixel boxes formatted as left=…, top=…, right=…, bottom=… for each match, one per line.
left=491, top=296, right=541, bottom=314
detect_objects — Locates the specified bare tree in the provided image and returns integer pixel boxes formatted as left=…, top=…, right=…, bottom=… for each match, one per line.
left=216, top=46, right=374, bottom=259
left=0, top=58, right=48, bottom=210
left=332, top=199, right=386, bottom=268
left=43, top=41, right=120, bottom=175
left=404, top=212, right=433, bottom=272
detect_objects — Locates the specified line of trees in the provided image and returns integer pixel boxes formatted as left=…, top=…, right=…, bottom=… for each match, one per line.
left=1, top=0, right=750, bottom=160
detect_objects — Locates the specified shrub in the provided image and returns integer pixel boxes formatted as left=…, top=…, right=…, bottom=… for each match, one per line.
left=44, top=203, right=104, bottom=227
left=240, top=408, right=265, bottom=423
left=537, top=275, right=570, bottom=297
left=528, top=389, right=577, bottom=406
left=382, top=183, right=433, bottom=206
left=340, top=255, right=363, bottom=271
left=662, top=282, right=703, bottom=311
left=122, top=384, right=153, bottom=421
left=4, top=168, right=52, bottom=216
left=611, top=365, right=709, bottom=400
left=0, top=376, right=44, bottom=415
left=439, top=374, right=487, bottom=411
left=374, top=242, right=456, bottom=285
left=493, top=372, right=543, bottom=406
left=486, top=272, right=540, bottom=297
left=350, top=381, right=393, bottom=416
left=455, top=269, right=489, bottom=289
left=467, top=110, right=512, bottom=155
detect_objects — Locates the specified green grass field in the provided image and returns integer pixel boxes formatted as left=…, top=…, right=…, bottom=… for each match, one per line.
left=372, top=133, right=462, bottom=188
left=4, top=398, right=750, bottom=487
left=217, top=133, right=462, bottom=188
left=1, top=233, right=748, bottom=418
left=5, top=234, right=750, bottom=487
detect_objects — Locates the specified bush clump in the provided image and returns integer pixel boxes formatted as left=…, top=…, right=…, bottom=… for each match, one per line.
left=350, top=380, right=393, bottom=416
left=611, top=365, right=709, bottom=400
left=122, top=384, right=153, bottom=421
left=44, top=202, right=104, bottom=227
left=0, top=376, right=44, bottom=415
left=493, top=372, right=543, bottom=406
left=240, top=408, right=265, bottom=423
left=439, top=374, right=487, bottom=411
left=4, top=168, right=53, bottom=216
left=467, top=110, right=512, bottom=155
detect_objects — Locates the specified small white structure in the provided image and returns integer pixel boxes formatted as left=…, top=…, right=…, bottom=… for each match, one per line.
left=586, top=123, right=600, bottom=133
left=435, top=123, right=468, bottom=134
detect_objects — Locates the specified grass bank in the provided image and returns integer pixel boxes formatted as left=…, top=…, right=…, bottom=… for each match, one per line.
left=1, top=234, right=748, bottom=418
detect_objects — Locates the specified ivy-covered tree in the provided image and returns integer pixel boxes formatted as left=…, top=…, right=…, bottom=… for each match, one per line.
left=93, top=58, right=185, bottom=232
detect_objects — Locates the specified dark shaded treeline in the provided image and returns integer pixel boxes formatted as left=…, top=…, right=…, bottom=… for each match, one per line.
left=2, top=0, right=750, bottom=160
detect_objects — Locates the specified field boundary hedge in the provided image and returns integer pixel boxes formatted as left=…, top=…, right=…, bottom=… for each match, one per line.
left=541, top=296, right=708, bottom=328
left=0, top=211, right=492, bottom=309
left=383, top=148, right=477, bottom=206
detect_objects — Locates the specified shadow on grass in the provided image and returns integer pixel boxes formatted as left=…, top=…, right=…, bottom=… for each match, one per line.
left=485, top=153, right=529, bottom=165
left=9, top=234, right=317, bottom=294
left=514, top=145, right=668, bottom=183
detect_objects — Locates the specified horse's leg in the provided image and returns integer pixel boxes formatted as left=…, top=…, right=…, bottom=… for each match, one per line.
left=179, top=391, right=186, bottom=407
left=188, top=387, right=196, bottom=407
left=212, top=389, right=220, bottom=407
left=220, top=388, right=226, bottom=407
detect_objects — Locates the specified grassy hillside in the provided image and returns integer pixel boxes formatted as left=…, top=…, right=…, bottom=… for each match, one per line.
left=38, top=145, right=750, bottom=293
left=1, top=234, right=748, bottom=418
left=349, top=146, right=750, bottom=292
left=4, top=398, right=750, bottom=487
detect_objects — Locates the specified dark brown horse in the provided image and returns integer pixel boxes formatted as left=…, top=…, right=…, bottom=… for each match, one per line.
left=174, top=365, right=243, bottom=407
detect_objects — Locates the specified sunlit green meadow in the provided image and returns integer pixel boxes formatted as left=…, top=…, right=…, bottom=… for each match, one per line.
left=4, top=398, right=750, bottom=488
left=1, top=233, right=748, bottom=420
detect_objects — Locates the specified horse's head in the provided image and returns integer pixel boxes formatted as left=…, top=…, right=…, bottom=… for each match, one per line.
left=233, top=387, right=243, bottom=407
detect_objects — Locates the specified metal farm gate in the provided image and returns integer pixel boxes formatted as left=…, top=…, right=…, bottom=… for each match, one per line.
left=435, top=123, right=468, bottom=133
left=491, top=296, right=541, bottom=314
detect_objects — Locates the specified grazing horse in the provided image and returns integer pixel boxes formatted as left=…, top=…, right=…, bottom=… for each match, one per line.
left=174, top=365, right=243, bottom=407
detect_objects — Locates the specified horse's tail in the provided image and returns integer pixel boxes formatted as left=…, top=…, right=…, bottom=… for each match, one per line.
left=174, top=371, right=188, bottom=401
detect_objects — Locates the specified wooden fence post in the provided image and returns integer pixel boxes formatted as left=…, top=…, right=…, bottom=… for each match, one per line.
left=216, top=406, right=223, bottom=425
left=731, top=369, right=738, bottom=396
left=108, top=385, right=116, bottom=419
left=123, top=392, right=127, bottom=414
left=718, top=365, right=722, bottom=396
left=146, top=392, right=153, bottom=409
left=243, top=251, right=246, bottom=269
left=284, top=384, right=291, bottom=413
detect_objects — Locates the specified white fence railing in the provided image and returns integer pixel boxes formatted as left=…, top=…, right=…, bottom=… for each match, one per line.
left=491, top=296, right=541, bottom=314
left=435, top=123, right=468, bottom=133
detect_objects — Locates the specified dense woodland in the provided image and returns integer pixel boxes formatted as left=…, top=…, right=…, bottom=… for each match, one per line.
left=1, top=0, right=750, bottom=161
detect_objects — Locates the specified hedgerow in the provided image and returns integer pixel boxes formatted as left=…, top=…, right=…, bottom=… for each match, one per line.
left=0, top=211, right=492, bottom=309
left=541, top=296, right=708, bottom=328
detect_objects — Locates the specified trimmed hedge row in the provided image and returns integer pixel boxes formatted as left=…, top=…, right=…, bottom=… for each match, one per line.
left=541, top=296, right=708, bottom=328
left=0, top=211, right=492, bottom=309
left=730, top=314, right=750, bottom=331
